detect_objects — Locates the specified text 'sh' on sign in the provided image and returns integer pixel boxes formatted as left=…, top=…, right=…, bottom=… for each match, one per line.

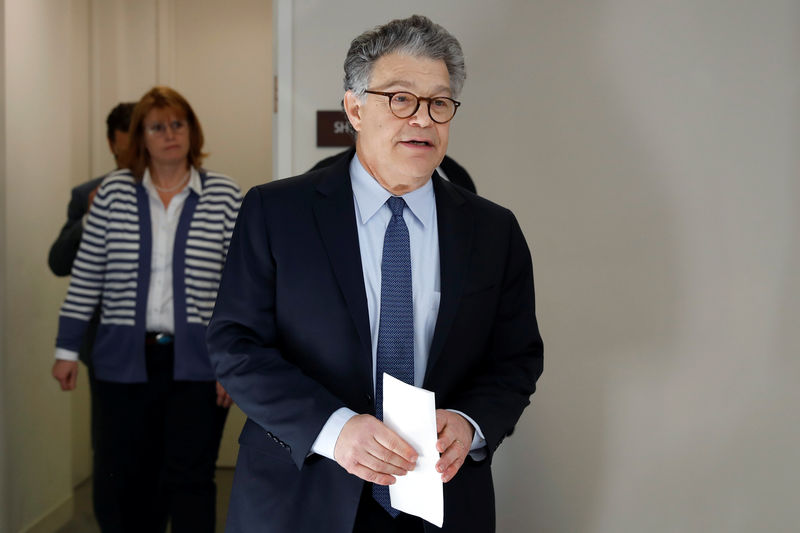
left=317, top=110, right=354, bottom=147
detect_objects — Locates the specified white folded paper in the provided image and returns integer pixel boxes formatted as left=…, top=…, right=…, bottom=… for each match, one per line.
left=382, top=372, right=444, bottom=527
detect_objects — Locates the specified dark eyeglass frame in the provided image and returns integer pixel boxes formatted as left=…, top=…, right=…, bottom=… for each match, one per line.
left=364, top=90, right=461, bottom=124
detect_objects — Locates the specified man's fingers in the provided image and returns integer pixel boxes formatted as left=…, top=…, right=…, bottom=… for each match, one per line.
left=335, top=414, right=418, bottom=484
left=346, top=463, right=397, bottom=487
left=373, top=429, right=418, bottom=469
left=360, top=446, right=413, bottom=477
left=436, top=410, right=447, bottom=434
left=336, top=445, right=405, bottom=482
left=441, top=457, right=465, bottom=483
left=434, top=410, right=474, bottom=483
left=436, top=438, right=466, bottom=482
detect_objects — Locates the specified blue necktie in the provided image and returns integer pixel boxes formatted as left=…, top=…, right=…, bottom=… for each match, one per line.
left=373, top=196, right=414, bottom=517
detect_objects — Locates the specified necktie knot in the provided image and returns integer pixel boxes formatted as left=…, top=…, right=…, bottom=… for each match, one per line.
left=387, top=196, right=406, bottom=217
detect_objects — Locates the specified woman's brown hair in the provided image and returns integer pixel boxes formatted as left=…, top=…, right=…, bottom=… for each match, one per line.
left=122, top=86, right=206, bottom=179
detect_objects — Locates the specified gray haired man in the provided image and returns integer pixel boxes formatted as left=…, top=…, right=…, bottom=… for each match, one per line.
left=208, top=15, right=543, bottom=533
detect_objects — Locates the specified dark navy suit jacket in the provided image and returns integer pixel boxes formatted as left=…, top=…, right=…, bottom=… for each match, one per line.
left=207, top=154, right=543, bottom=533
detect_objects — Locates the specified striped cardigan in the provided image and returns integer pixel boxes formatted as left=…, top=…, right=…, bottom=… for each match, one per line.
left=56, top=168, right=242, bottom=382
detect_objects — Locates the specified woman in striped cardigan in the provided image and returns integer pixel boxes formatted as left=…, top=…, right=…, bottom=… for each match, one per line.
left=52, top=86, right=242, bottom=533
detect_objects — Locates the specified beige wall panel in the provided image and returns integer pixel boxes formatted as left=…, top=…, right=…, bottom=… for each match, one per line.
left=171, top=0, right=273, bottom=193
left=3, top=0, right=91, bottom=530
left=90, top=0, right=159, bottom=178
left=68, top=0, right=93, bottom=490
left=0, top=0, right=7, bottom=528
left=169, top=0, right=273, bottom=467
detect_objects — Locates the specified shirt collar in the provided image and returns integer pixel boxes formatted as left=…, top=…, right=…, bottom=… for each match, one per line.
left=142, top=166, right=202, bottom=196
left=349, top=153, right=435, bottom=228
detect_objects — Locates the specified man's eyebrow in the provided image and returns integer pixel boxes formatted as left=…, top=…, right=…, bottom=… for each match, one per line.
left=373, top=80, right=452, bottom=95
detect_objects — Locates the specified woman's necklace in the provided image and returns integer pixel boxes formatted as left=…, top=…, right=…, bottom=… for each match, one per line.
left=152, top=170, right=190, bottom=193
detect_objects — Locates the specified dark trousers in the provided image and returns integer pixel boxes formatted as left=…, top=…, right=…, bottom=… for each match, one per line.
left=92, top=342, right=228, bottom=533
left=86, top=364, right=98, bottom=449
left=352, top=482, right=425, bottom=533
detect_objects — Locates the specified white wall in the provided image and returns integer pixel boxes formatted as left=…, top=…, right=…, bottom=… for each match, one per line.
left=287, top=1, right=800, bottom=531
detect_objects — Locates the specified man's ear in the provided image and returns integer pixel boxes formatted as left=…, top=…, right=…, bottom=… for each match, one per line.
left=343, top=90, right=363, bottom=133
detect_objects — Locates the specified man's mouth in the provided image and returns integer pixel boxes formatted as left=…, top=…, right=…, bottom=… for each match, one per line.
left=402, top=139, right=433, bottom=147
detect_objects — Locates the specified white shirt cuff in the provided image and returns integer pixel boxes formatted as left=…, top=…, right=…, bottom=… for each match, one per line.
left=55, top=347, right=79, bottom=362
left=310, top=407, right=358, bottom=461
left=447, top=409, right=488, bottom=461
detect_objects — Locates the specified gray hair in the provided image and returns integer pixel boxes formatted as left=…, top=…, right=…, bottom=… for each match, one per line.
left=343, top=15, right=466, bottom=99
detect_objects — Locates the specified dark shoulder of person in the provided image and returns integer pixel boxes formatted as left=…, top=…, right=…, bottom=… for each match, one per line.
left=309, top=148, right=354, bottom=172
left=79, top=174, right=106, bottom=193
left=308, top=148, right=477, bottom=194
left=439, top=155, right=476, bottom=194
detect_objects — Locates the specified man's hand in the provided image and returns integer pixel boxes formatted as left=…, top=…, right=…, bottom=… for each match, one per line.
left=52, top=360, right=79, bottom=391
left=88, top=185, right=100, bottom=209
left=334, top=414, right=418, bottom=486
left=435, top=410, right=475, bottom=483
left=216, top=381, right=234, bottom=408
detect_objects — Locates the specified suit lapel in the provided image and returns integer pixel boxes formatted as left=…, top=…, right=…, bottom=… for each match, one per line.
left=426, top=175, right=473, bottom=381
left=311, top=159, right=373, bottom=368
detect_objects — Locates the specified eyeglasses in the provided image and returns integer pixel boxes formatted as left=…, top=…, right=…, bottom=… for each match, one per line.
left=145, top=119, right=188, bottom=137
left=364, top=90, right=461, bottom=124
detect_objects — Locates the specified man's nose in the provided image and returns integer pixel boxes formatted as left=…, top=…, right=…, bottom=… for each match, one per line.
left=409, top=102, right=433, bottom=127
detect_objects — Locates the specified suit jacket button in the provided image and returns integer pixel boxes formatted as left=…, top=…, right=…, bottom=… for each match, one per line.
left=365, top=393, right=373, bottom=402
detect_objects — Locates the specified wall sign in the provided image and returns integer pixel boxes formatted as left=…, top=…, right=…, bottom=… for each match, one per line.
left=317, top=110, right=354, bottom=147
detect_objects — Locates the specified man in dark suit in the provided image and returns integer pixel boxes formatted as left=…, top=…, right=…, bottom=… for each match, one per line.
left=208, top=15, right=543, bottom=533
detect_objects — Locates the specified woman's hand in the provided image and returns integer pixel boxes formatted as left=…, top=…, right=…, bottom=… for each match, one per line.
left=52, top=360, right=79, bottom=391
left=216, top=381, right=234, bottom=408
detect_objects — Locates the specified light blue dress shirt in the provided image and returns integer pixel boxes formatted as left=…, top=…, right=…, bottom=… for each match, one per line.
left=311, top=154, right=486, bottom=461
